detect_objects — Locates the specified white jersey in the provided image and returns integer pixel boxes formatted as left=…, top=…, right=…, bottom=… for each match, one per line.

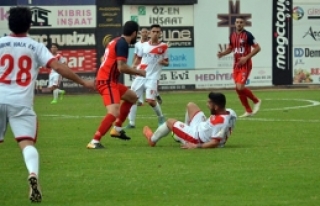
left=0, top=35, right=54, bottom=107
left=136, top=41, right=168, bottom=80
left=134, top=41, right=143, bottom=55
left=197, top=109, right=237, bottom=147
left=50, top=53, right=66, bottom=75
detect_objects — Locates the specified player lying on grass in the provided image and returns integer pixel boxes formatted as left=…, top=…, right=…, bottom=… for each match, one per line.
left=143, top=92, right=237, bottom=149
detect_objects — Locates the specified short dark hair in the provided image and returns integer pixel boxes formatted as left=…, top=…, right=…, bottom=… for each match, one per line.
left=150, top=24, right=161, bottom=30
left=8, top=6, right=32, bottom=34
left=123, top=21, right=139, bottom=36
left=51, top=43, right=59, bottom=48
left=208, top=92, right=226, bottom=108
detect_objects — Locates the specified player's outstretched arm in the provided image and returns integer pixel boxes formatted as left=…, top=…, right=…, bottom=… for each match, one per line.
left=217, top=48, right=232, bottom=58
left=49, top=60, right=95, bottom=89
left=181, top=139, right=220, bottom=149
left=117, top=60, right=146, bottom=77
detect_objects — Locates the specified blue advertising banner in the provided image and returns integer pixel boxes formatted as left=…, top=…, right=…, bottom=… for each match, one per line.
left=128, top=47, right=195, bottom=70
left=0, top=0, right=16, bottom=6
left=17, top=0, right=95, bottom=5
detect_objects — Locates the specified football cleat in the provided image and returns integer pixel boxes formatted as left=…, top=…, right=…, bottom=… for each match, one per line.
left=87, top=142, right=105, bottom=149
left=28, top=173, right=42, bottom=203
left=239, top=112, right=253, bottom=118
left=50, top=100, right=57, bottom=104
left=143, top=126, right=156, bottom=147
left=137, top=101, right=144, bottom=106
left=125, top=124, right=136, bottom=129
left=252, top=99, right=262, bottom=115
left=110, top=128, right=131, bottom=140
left=59, top=90, right=66, bottom=100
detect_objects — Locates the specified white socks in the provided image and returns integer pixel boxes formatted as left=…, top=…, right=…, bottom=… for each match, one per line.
left=128, top=104, right=138, bottom=126
left=151, top=123, right=170, bottom=142
left=152, top=102, right=163, bottom=117
left=53, top=89, right=59, bottom=100
left=22, top=145, right=39, bottom=176
left=184, top=110, right=190, bottom=125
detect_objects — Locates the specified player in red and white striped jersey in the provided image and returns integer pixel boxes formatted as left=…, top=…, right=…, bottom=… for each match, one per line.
left=143, top=92, right=237, bottom=149
left=0, top=6, right=94, bottom=202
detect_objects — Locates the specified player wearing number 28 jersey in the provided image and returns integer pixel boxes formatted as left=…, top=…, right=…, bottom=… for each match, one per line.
left=0, top=6, right=94, bottom=203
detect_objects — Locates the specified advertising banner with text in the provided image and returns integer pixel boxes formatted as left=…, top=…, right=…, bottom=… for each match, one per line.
left=122, top=5, right=194, bottom=26
left=127, top=48, right=195, bottom=70
left=96, top=0, right=122, bottom=28
left=194, top=0, right=273, bottom=87
left=29, top=29, right=97, bottom=73
left=0, top=6, right=96, bottom=29
left=292, top=2, right=320, bottom=84
left=29, top=28, right=96, bottom=48
left=17, top=0, right=96, bottom=5
left=124, top=68, right=271, bottom=89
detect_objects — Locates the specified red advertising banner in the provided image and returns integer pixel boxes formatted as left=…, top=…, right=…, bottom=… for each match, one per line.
left=39, top=49, right=97, bottom=73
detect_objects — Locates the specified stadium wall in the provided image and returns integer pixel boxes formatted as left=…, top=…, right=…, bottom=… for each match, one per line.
left=0, top=0, right=319, bottom=93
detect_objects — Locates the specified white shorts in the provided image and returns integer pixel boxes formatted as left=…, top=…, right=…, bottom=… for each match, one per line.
left=48, top=73, right=61, bottom=87
left=172, top=111, right=206, bottom=144
left=131, top=78, right=158, bottom=101
left=0, top=104, right=37, bottom=143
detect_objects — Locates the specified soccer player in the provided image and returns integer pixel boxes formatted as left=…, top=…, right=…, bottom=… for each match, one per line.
left=48, top=43, right=66, bottom=104
left=217, top=17, right=262, bottom=117
left=143, top=92, right=237, bottom=149
left=0, top=6, right=95, bottom=202
left=86, top=21, right=146, bottom=149
left=128, top=24, right=168, bottom=128
left=131, top=28, right=149, bottom=108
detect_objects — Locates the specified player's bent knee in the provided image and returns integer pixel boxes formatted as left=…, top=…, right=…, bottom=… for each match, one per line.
left=166, top=118, right=177, bottom=130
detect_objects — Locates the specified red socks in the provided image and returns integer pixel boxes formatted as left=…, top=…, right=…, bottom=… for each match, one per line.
left=115, top=101, right=133, bottom=127
left=242, top=88, right=259, bottom=103
left=93, top=114, right=116, bottom=141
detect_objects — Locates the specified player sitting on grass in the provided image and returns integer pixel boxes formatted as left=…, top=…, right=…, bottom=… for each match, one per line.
left=143, top=92, right=237, bottom=149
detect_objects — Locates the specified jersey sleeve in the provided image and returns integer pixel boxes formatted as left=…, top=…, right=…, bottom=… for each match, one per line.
left=162, top=44, right=169, bottom=60
left=36, top=43, right=55, bottom=68
left=134, top=43, right=139, bottom=54
left=209, top=115, right=226, bottom=141
left=247, top=32, right=259, bottom=47
left=115, top=38, right=129, bottom=61
left=136, top=42, right=143, bottom=57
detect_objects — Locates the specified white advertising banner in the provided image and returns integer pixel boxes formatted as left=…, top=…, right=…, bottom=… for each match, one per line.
left=122, top=5, right=194, bottom=26
left=292, top=1, right=320, bottom=84
left=124, top=68, right=272, bottom=89
left=0, top=7, right=9, bottom=29
left=194, top=0, right=272, bottom=75
left=292, top=3, right=320, bottom=26
left=0, top=6, right=96, bottom=29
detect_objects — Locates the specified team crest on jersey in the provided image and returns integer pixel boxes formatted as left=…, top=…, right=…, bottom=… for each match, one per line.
left=179, top=123, right=185, bottom=128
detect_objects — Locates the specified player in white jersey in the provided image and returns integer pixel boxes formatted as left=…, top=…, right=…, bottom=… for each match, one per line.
left=143, top=92, right=237, bottom=149
left=0, top=7, right=94, bottom=203
left=128, top=24, right=169, bottom=127
left=48, top=43, right=66, bottom=104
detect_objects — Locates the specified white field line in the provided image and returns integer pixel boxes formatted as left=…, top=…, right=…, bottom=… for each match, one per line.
left=40, top=99, right=320, bottom=123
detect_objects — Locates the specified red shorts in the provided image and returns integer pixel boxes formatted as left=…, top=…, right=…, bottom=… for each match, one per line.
left=232, top=61, right=252, bottom=84
left=96, top=81, right=128, bottom=106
